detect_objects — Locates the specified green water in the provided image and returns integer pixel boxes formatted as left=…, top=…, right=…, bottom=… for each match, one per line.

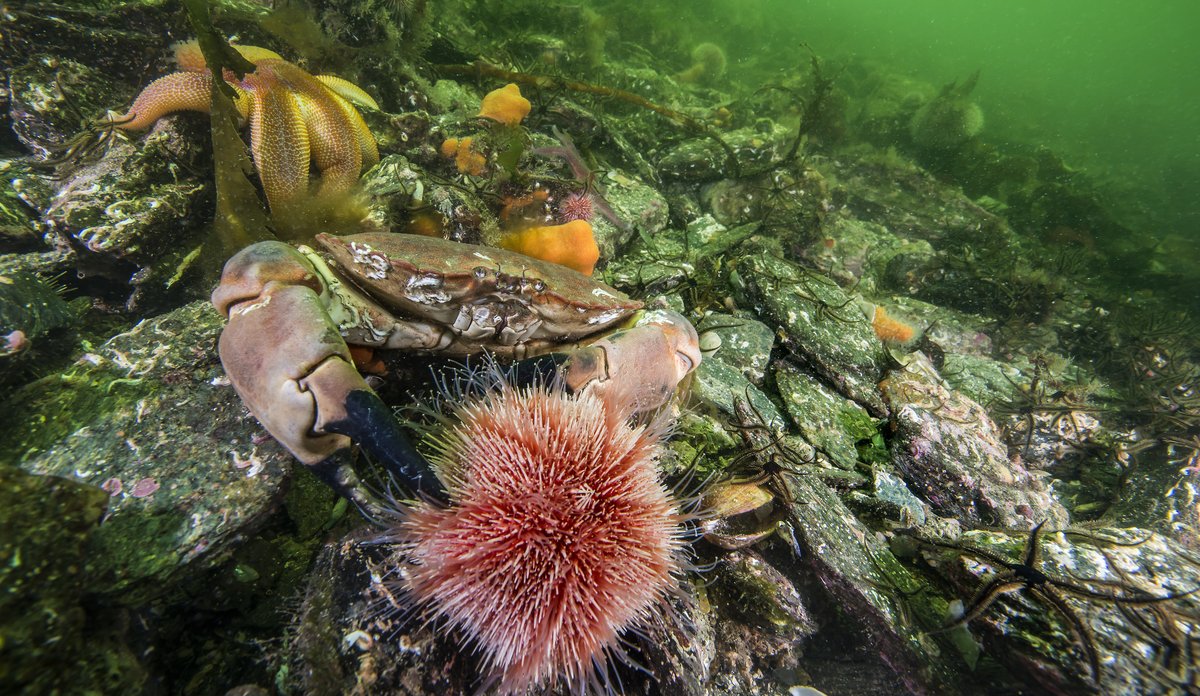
left=679, top=0, right=1200, bottom=231
left=3, top=1, right=1200, bottom=694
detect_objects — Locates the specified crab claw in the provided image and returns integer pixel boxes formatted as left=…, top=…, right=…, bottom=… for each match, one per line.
left=212, top=241, right=444, bottom=502
left=559, top=309, right=702, bottom=416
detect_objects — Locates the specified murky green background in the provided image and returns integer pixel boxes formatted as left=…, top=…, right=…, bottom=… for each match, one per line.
left=678, top=0, right=1200, bottom=232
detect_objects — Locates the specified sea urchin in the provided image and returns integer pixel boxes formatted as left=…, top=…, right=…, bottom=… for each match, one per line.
left=380, top=377, right=689, bottom=694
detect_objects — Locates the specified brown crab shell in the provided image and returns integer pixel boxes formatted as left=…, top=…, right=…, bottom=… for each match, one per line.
left=314, top=233, right=642, bottom=342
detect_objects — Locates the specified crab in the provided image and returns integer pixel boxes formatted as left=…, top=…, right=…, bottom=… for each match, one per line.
left=211, top=232, right=701, bottom=503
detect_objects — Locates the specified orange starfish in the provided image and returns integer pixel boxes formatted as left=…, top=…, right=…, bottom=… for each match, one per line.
left=116, top=41, right=379, bottom=215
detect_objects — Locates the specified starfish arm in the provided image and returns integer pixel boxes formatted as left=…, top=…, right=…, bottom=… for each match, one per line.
left=266, top=61, right=363, bottom=196
left=173, top=40, right=283, bottom=73
left=315, top=75, right=380, bottom=110
left=1046, top=577, right=1196, bottom=605
left=915, top=536, right=1014, bottom=567
left=326, top=91, right=380, bottom=171
left=1024, top=520, right=1047, bottom=568
left=117, top=71, right=215, bottom=131
left=249, top=83, right=311, bottom=212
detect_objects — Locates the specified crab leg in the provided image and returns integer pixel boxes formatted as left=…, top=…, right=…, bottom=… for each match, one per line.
left=528, top=309, right=702, bottom=417
left=212, top=241, right=445, bottom=502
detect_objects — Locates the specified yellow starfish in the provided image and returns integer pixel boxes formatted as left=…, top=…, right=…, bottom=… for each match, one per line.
left=116, top=41, right=379, bottom=216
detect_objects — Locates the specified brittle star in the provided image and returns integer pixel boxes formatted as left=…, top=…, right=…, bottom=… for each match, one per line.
left=914, top=522, right=1195, bottom=682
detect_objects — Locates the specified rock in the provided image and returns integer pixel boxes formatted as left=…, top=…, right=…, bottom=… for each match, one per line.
left=853, top=469, right=929, bottom=526
left=604, top=217, right=757, bottom=300
left=1105, top=449, right=1200, bottom=548
left=694, top=354, right=787, bottom=435
left=8, top=55, right=130, bottom=154
left=0, top=250, right=75, bottom=284
left=784, top=474, right=970, bottom=695
left=939, top=352, right=1024, bottom=406
left=2, top=301, right=294, bottom=603
left=0, top=467, right=145, bottom=694
left=793, top=215, right=935, bottom=294
left=595, top=167, right=669, bottom=256
left=915, top=526, right=1200, bottom=695
left=0, top=268, right=78, bottom=385
left=879, top=353, right=1068, bottom=529
left=732, top=242, right=889, bottom=416
left=701, top=167, right=829, bottom=244
left=39, top=124, right=211, bottom=309
left=818, top=154, right=1008, bottom=246
left=283, top=536, right=710, bottom=695
left=909, top=73, right=984, bottom=152
left=775, top=362, right=877, bottom=471
left=696, top=313, right=775, bottom=384
left=358, top=154, right=426, bottom=231
left=0, top=160, right=43, bottom=251
left=0, top=2, right=175, bottom=82
left=658, top=122, right=793, bottom=181
left=709, top=550, right=817, bottom=638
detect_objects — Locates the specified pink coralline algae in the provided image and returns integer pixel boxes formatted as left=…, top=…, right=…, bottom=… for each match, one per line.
left=130, top=477, right=160, bottom=498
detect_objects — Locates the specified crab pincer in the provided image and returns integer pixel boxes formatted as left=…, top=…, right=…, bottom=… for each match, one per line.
left=212, top=233, right=702, bottom=507
left=211, top=241, right=446, bottom=505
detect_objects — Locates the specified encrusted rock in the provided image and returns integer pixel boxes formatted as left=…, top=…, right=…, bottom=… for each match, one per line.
left=697, top=312, right=775, bottom=384
left=880, top=353, right=1068, bottom=529
left=709, top=550, right=816, bottom=638
left=658, top=123, right=792, bottom=181
left=775, top=362, right=877, bottom=471
left=793, top=215, right=935, bottom=294
left=282, top=536, right=711, bottom=695
left=784, top=474, right=970, bottom=695
left=0, top=268, right=78, bottom=385
left=40, top=126, right=211, bottom=307
left=2, top=301, right=293, bottom=603
left=8, top=55, right=129, bottom=154
left=0, top=468, right=144, bottom=694
left=732, top=242, right=889, bottom=416
left=916, top=526, right=1200, bottom=695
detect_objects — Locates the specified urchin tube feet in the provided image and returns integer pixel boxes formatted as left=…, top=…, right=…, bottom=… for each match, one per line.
left=509, top=352, right=572, bottom=390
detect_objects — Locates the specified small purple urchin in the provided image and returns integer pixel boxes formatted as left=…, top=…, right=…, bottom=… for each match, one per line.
left=556, top=191, right=594, bottom=223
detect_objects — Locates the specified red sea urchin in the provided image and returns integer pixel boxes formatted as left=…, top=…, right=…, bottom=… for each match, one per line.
left=379, top=378, right=690, bottom=694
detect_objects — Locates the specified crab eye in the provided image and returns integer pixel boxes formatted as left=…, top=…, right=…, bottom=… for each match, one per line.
left=675, top=350, right=695, bottom=374
left=473, top=266, right=487, bottom=279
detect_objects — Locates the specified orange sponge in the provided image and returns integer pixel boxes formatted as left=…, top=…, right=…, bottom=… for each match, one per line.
left=872, top=306, right=916, bottom=343
left=440, top=137, right=486, bottom=176
left=498, top=220, right=599, bottom=276
left=479, top=83, right=531, bottom=126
